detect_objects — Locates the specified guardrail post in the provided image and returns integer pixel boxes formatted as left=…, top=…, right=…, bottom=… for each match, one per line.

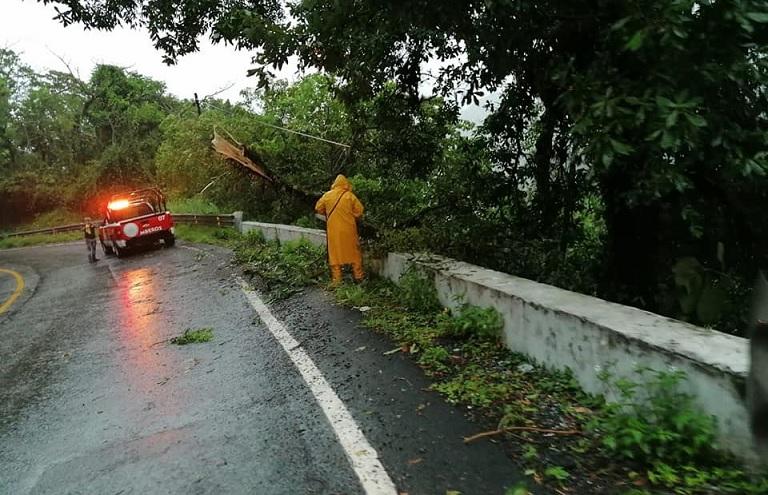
left=233, top=211, right=243, bottom=233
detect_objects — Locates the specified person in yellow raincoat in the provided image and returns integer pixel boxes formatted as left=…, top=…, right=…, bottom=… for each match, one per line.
left=315, top=175, right=365, bottom=285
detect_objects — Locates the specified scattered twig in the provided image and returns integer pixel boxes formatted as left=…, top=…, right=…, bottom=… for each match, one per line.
left=383, top=347, right=402, bottom=355
left=463, top=427, right=581, bottom=444
left=150, top=338, right=172, bottom=348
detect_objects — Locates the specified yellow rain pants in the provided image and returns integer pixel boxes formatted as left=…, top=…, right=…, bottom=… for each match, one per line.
left=315, top=175, right=364, bottom=284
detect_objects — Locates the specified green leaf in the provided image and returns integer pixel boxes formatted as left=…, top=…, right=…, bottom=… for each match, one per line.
left=611, top=17, right=631, bottom=31
left=505, top=484, right=531, bottom=495
left=666, top=111, right=679, bottom=128
left=626, top=30, right=646, bottom=51
left=746, top=12, right=768, bottom=23
left=602, top=149, right=615, bottom=167
left=544, top=466, right=570, bottom=481
left=646, top=129, right=662, bottom=141
left=661, top=131, right=678, bottom=149
left=685, top=113, right=707, bottom=128
left=610, top=138, right=633, bottom=155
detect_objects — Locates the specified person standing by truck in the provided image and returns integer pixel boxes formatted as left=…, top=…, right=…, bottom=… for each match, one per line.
left=83, top=217, right=98, bottom=263
left=315, top=175, right=365, bottom=286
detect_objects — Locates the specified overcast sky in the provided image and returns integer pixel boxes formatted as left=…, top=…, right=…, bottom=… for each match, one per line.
left=1, top=0, right=489, bottom=123
left=0, top=0, right=288, bottom=102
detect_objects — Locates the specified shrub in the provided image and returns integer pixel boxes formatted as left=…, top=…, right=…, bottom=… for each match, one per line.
left=440, top=304, right=504, bottom=340
left=234, top=235, right=327, bottom=299
left=397, top=267, right=442, bottom=313
left=590, top=368, right=717, bottom=467
left=293, top=214, right=323, bottom=229
left=418, top=345, right=451, bottom=374
left=334, top=284, right=370, bottom=307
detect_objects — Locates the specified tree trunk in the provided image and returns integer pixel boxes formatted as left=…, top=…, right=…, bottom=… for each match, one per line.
left=533, top=106, right=557, bottom=229
left=600, top=169, right=662, bottom=310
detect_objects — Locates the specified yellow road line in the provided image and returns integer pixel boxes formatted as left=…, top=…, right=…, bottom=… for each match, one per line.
left=0, top=268, right=24, bottom=315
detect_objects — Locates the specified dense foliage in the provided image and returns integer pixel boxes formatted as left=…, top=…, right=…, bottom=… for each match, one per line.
left=0, top=50, right=177, bottom=223
left=8, top=1, right=768, bottom=333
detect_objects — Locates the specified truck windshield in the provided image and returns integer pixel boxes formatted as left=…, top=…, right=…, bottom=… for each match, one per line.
left=109, top=202, right=155, bottom=222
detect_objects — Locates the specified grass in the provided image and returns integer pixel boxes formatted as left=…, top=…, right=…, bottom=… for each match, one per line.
left=25, top=209, right=82, bottom=229
left=168, top=197, right=224, bottom=214
left=0, top=207, right=83, bottom=249
left=170, top=327, right=214, bottom=345
left=0, top=231, right=81, bottom=249
left=174, top=224, right=240, bottom=246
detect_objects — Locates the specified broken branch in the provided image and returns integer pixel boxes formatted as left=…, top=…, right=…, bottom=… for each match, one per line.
left=463, top=427, right=581, bottom=444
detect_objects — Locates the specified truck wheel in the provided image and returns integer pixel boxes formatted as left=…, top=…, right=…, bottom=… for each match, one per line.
left=114, top=245, right=125, bottom=258
left=164, top=234, right=176, bottom=247
left=102, top=242, right=114, bottom=256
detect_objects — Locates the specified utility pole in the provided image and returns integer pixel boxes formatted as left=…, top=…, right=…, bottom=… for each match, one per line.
left=194, top=93, right=202, bottom=116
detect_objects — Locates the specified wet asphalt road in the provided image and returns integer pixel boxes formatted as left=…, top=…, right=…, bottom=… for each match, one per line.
left=0, top=242, right=531, bottom=495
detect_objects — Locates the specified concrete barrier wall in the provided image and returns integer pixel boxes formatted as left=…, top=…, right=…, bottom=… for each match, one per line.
left=240, top=221, right=326, bottom=246
left=381, top=253, right=751, bottom=457
left=233, top=220, right=752, bottom=457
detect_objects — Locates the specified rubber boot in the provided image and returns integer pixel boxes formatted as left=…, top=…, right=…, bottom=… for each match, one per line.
left=352, top=262, right=365, bottom=283
left=330, top=265, right=343, bottom=287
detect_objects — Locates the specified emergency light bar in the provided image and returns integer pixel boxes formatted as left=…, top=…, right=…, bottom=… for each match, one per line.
left=108, top=199, right=130, bottom=210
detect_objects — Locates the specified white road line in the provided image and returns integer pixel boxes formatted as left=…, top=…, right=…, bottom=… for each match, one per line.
left=238, top=278, right=397, bottom=495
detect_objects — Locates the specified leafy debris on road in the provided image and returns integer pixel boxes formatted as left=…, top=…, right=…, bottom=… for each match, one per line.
left=234, top=231, right=326, bottom=300
left=170, top=327, right=214, bottom=345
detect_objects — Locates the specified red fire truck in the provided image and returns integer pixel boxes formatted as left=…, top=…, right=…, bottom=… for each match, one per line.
left=99, top=188, right=175, bottom=257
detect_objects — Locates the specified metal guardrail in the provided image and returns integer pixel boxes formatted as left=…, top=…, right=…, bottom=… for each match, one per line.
left=3, top=213, right=237, bottom=238
left=3, top=223, right=90, bottom=238
left=173, top=214, right=235, bottom=226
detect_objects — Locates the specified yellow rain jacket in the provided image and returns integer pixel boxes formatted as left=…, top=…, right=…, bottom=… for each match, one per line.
left=315, top=175, right=364, bottom=266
